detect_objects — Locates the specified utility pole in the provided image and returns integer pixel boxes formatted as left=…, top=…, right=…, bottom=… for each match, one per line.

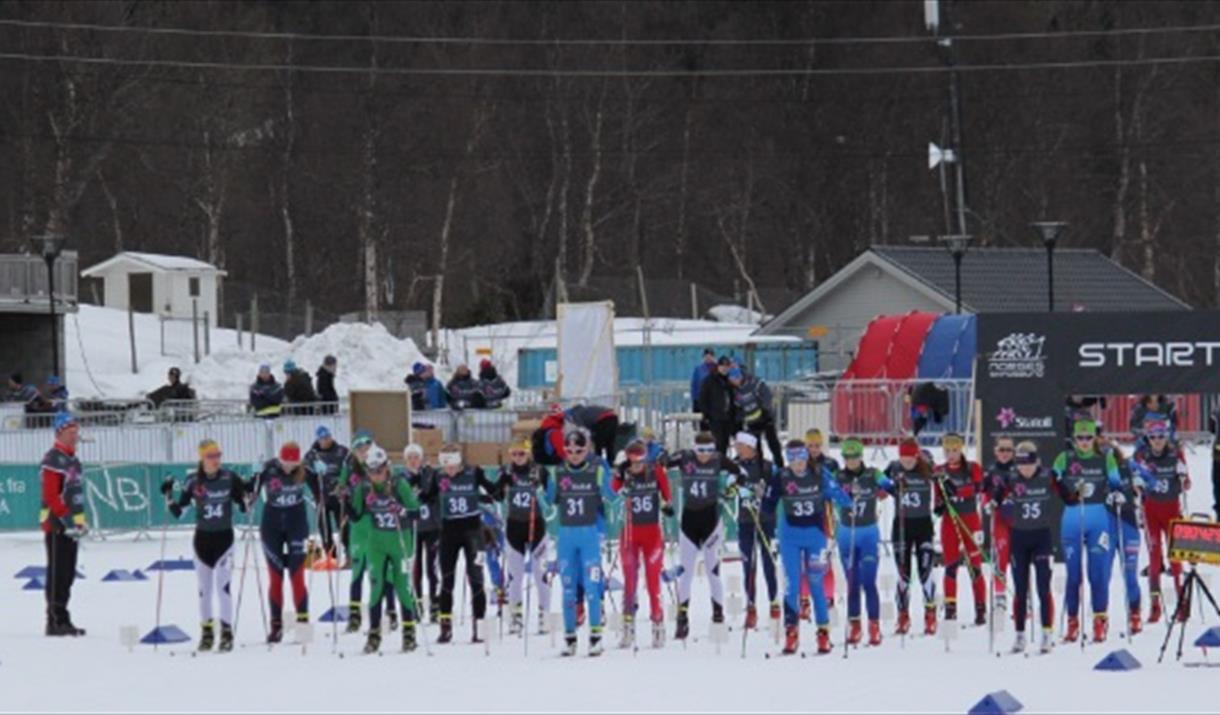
left=927, top=0, right=970, bottom=237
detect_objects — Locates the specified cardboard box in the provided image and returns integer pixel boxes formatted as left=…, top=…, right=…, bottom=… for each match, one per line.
left=463, top=442, right=503, bottom=467
left=349, top=390, right=411, bottom=456
left=413, top=426, right=445, bottom=461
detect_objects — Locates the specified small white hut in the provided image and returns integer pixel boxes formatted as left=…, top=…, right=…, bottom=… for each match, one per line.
left=80, top=252, right=226, bottom=327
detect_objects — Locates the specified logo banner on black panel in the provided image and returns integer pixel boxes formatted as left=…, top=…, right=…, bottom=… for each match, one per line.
left=976, top=318, right=1064, bottom=464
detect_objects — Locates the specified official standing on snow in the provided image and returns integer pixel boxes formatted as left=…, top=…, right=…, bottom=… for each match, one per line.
left=40, top=412, right=87, bottom=636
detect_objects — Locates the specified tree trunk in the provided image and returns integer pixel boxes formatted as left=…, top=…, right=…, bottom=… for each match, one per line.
left=555, top=102, right=572, bottom=297
left=280, top=44, right=298, bottom=309
left=577, top=82, right=606, bottom=287
left=675, top=104, right=693, bottom=281
left=1111, top=67, right=1129, bottom=261
left=96, top=170, right=123, bottom=252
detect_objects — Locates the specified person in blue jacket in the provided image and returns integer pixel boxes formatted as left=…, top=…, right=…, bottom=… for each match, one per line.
left=1103, top=438, right=1144, bottom=638
left=689, top=349, right=716, bottom=412
left=1051, top=418, right=1123, bottom=645
left=762, top=439, right=851, bottom=656
left=405, top=362, right=447, bottom=411
left=539, top=430, right=617, bottom=657
left=834, top=437, right=894, bottom=648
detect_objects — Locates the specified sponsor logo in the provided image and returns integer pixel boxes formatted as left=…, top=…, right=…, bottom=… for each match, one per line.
left=988, top=332, right=1047, bottom=379
left=1078, top=341, right=1220, bottom=368
left=996, top=407, right=1055, bottom=431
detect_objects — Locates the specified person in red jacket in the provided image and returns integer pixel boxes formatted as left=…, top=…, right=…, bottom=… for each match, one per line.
left=612, top=439, right=673, bottom=650
left=40, top=412, right=87, bottom=636
left=934, top=432, right=987, bottom=625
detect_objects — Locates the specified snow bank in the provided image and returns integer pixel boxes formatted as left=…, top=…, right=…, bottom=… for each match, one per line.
left=706, top=303, right=769, bottom=325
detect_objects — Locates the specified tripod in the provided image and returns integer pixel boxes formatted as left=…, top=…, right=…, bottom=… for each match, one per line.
left=1158, top=563, right=1220, bottom=663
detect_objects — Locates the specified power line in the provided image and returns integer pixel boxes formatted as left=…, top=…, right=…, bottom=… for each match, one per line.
left=3, top=50, right=1220, bottom=77
left=3, top=17, right=1220, bottom=47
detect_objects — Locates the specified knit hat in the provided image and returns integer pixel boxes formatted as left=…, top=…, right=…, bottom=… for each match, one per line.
left=352, top=429, right=374, bottom=448
left=412, top=362, right=427, bottom=376
left=480, top=358, right=493, bottom=370
left=279, top=442, right=302, bottom=463
left=804, top=428, right=824, bottom=446
left=942, top=433, right=965, bottom=450
left=1073, top=419, right=1098, bottom=437
left=898, top=439, right=920, bottom=459
left=734, top=432, right=758, bottom=449
left=198, top=439, right=221, bottom=458
left=283, top=360, right=297, bottom=373
left=1143, top=419, right=1170, bottom=437
left=53, top=411, right=77, bottom=433
left=727, top=367, right=743, bottom=381
left=625, top=438, right=648, bottom=458
left=315, top=425, right=332, bottom=441
left=841, top=438, right=864, bottom=459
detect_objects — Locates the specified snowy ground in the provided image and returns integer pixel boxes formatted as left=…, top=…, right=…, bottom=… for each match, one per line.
left=2, top=445, right=1217, bottom=713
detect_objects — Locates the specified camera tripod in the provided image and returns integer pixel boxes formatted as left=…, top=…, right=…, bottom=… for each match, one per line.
left=1158, top=562, right=1220, bottom=663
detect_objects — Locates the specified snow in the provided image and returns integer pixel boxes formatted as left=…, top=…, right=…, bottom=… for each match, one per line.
left=706, top=303, right=769, bottom=325
left=65, top=305, right=427, bottom=401
left=2, top=445, right=1215, bottom=713
left=80, top=252, right=222, bottom=275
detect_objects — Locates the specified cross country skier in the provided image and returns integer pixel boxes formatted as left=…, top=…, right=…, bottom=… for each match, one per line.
left=665, top=431, right=743, bottom=640
left=804, top=428, right=839, bottom=617
left=1051, top=419, right=1123, bottom=644
left=541, top=430, right=616, bottom=656
left=161, top=438, right=247, bottom=652
left=305, top=426, right=350, bottom=564
left=612, top=438, right=673, bottom=649
left=732, top=432, right=779, bottom=629
left=344, top=431, right=395, bottom=633
left=762, top=439, right=852, bottom=655
left=1104, top=439, right=1143, bottom=635
left=934, top=432, right=987, bottom=626
left=997, top=442, right=1056, bottom=655
left=349, top=445, right=421, bottom=653
left=403, top=443, right=442, bottom=624
left=834, top=438, right=893, bottom=647
left=426, top=443, right=498, bottom=644
left=250, top=441, right=320, bottom=643
left=985, top=437, right=1017, bottom=612
left=1131, top=418, right=1189, bottom=624
left=494, top=439, right=551, bottom=636
left=883, top=438, right=939, bottom=636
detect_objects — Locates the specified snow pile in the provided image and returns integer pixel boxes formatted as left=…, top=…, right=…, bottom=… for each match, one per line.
left=706, top=303, right=769, bottom=325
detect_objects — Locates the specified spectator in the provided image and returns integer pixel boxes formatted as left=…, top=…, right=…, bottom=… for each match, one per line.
left=7, top=372, right=40, bottom=406
left=908, top=382, right=950, bottom=436
left=283, top=359, right=319, bottom=412
left=698, top=355, right=737, bottom=454
left=689, top=349, right=716, bottom=413
left=532, top=403, right=569, bottom=466
left=41, top=411, right=86, bottom=636
left=44, top=376, right=69, bottom=409
left=728, top=367, right=784, bottom=468
left=147, top=367, right=197, bottom=408
left=446, top=364, right=481, bottom=409
left=1064, top=394, right=1106, bottom=436
left=405, top=362, right=447, bottom=412
left=477, top=359, right=511, bottom=409
left=565, top=403, right=620, bottom=465
left=316, top=355, right=339, bottom=415
left=1130, top=394, right=1177, bottom=440
left=249, top=364, right=284, bottom=418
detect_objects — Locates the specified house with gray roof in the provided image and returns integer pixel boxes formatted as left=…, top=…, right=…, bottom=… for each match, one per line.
left=756, top=245, right=1189, bottom=373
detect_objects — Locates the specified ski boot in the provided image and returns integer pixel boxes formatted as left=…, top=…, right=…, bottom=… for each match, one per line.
left=402, top=622, right=417, bottom=652
left=651, top=620, right=666, bottom=649
left=619, top=614, right=635, bottom=649
left=711, top=601, right=725, bottom=624
left=1039, top=628, right=1054, bottom=654
left=437, top=614, right=453, bottom=644
left=509, top=605, right=524, bottom=636
left=218, top=623, right=234, bottom=653
left=1010, top=631, right=1027, bottom=654
left=944, top=600, right=957, bottom=621
left=674, top=601, right=690, bottom=640
left=782, top=625, right=799, bottom=655
left=744, top=604, right=758, bottom=630
left=363, top=630, right=381, bottom=654
left=46, top=620, right=86, bottom=637
left=923, top=605, right=938, bottom=636
left=1092, top=614, right=1108, bottom=644
left=267, top=618, right=284, bottom=644
left=387, top=609, right=399, bottom=633
left=561, top=633, right=578, bottom=657
left=799, top=596, right=812, bottom=622
left=471, top=618, right=484, bottom=644
left=847, top=618, right=862, bottom=645
left=1148, top=592, right=1163, bottom=624
left=198, top=620, right=215, bottom=652
left=1129, top=609, right=1142, bottom=635
left=769, top=601, right=781, bottom=622
left=895, top=609, right=911, bottom=636
left=867, top=619, right=882, bottom=647
left=816, top=626, right=833, bottom=654
left=1064, top=615, right=1080, bottom=643
left=589, top=627, right=604, bottom=657
left=974, top=604, right=987, bottom=627
left=345, top=604, right=363, bottom=634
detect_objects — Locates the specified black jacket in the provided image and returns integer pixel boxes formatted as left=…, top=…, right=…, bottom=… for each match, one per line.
left=478, top=366, right=511, bottom=409
left=148, top=381, right=197, bottom=407
left=284, top=369, right=318, bottom=404
left=315, top=367, right=338, bottom=404
left=699, top=372, right=736, bottom=423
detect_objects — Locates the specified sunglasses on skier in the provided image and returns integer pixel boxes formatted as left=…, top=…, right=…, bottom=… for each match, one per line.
left=693, top=444, right=717, bottom=455
left=1074, top=435, right=1095, bottom=443
left=1148, top=433, right=1168, bottom=441
left=508, top=449, right=529, bottom=458
left=202, top=451, right=222, bottom=461
left=995, top=446, right=1014, bottom=454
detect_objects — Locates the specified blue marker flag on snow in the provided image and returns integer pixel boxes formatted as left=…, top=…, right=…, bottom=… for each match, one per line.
left=967, top=690, right=1023, bottom=715
left=319, top=606, right=350, bottom=623
left=102, top=569, right=145, bottom=582
left=146, top=558, right=194, bottom=572
left=1193, top=626, right=1220, bottom=649
left=22, top=577, right=44, bottom=590
left=140, top=625, right=191, bottom=645
left=14, top=565, right=85, bottom=579
left=1094, top=649, right=1141, bottom=671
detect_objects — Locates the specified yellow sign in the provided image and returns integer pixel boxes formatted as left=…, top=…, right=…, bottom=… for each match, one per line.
left=475, top=347, right=493, bottom=356
left=807, top=326, right=830, bottom=338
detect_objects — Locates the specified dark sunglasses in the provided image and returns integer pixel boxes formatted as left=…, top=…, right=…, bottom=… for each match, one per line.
left=1074, top=435, right=1094, bottom=441
left=996, top=447, right=1014, bottom=453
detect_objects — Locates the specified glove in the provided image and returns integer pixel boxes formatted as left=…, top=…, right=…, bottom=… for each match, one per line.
left=661, top=504, right=676, bottom=518
left=169, top=503, right=183, bottom=518
left=1183, top=477, right=1192, bottom=491
left=67, top=523, right=87, bottom=540
left=933, top=504, right=946, bottom=518
left=1131, top=476, right=1147, bottom=491
left=1106, top=491, right=1127, bottom=507
left=982, top=500, right=995, bottom=516
left=313, top=460, right=329, bottom=477
left=160, top=477, right=174, bottom=497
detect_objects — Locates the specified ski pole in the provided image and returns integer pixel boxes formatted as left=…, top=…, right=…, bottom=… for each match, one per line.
left=897, top=475, right=906, bottom=650
left=314, top=469, right=339, bottom=652
left=1112, top=499, right=1132, bottom=645
left=152, top=476, right=174, bottom=651
left=524, top=470, right=538, bottom=657
left=1077, top=489, right=1087, bottom=653
left=843, top=479, right=858, bottom=660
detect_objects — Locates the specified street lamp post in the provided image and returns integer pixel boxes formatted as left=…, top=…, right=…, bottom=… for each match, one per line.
left=939, top=234, right=973, bottom=314
left=1031, top=222, right=1067, bottom=312
left=31, top=235, right=68, bottom=380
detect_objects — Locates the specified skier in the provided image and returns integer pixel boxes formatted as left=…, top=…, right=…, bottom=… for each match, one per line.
left=40, top=412, right=87, bottom=636
left=1131, top=418, right=1189, bottom=624
left=1051, top=419, right=1123, bottom=643
left=250, top=441, right=320, bottom=643
left=349, top=445, right=421, bottom=653
left=834, top=437, right=893, bottom=647
left=985, top=437, right=1017, bottom=611
left=305, top=426, right=350, bottom=562
left=541, top=430, right=615, bottom=656
left=732, top=432, right=779, bottom=629
left=996, top=442, right=1056, bottom=654
left=403, top=443, right=442, bottom=624
left=494, top=439, right=551, bottom=636
left=762, top=439, right=852, bottom=655
left=343, top=431, right=395, bottom=633
left=1105, top=439, right=1143, bottom=635
left=804, top=428, right=839, bottom=617
left=934, top=432, right=987, bottom=626
left=427, top=443, right=498, bottom=644
left=883, top=438, right=938, bottom=636
left=161, top=439, right=247, bottom=652
left=612, top=438, right=673, bottom=649
left=665, top=431, right=743, bottom=640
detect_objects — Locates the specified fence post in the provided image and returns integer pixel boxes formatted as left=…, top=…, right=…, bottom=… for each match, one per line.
left=159, top=315, right=166, bottom=357
left=192, top=298, right=200, bottom=364
left=204, top=311, right=211, bottom=356
left=236, top=312, right=243, bottom=348
left=128, top=304, right=138, bottom=374
left=251, top=294, right=259, bottom=351
left=690, top=282, right=698, bottom=320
